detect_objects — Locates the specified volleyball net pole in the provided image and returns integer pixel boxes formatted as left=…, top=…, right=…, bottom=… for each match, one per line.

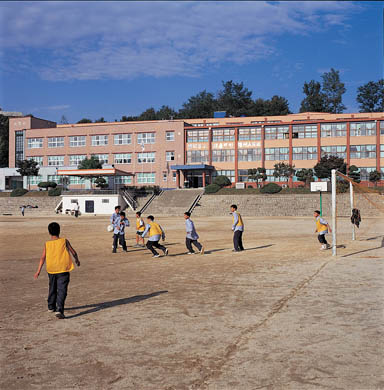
left=350, top=181, right=355, bottom=241
left=331, top=169, right=337, bottom=256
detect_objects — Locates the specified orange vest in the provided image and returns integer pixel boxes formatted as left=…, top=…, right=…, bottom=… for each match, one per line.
left=45, top=238, right=74, bottom=274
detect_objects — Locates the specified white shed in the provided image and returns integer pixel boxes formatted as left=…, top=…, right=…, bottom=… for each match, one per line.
left=61, top=194, right=124, bottom=215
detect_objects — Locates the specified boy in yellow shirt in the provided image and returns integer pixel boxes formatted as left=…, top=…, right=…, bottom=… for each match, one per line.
left=34, top=222, right=80, bottom=319
left=134, top=211, right=145, bottom=248
left=314, top=210, right=332, bottom=250
left=142, top=215, right=168, bottom=258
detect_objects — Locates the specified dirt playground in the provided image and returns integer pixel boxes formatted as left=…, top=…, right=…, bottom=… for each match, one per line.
left=0, top=214, right=383, bottom=390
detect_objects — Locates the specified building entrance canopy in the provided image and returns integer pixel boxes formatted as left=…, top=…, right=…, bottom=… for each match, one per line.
left=57, top=168, right=133, bottom=177
left=170, top=164, right=214, bottom=171
left=170, top=164, right=214, bottom=188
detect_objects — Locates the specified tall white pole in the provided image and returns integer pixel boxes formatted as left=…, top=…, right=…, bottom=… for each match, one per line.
left=350, top=181, right=355, bottom=241
left=331, top=169, right=337, bottom=256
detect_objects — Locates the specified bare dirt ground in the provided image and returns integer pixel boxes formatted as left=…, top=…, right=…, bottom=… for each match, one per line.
left=0, top=214, right=383, bottom=390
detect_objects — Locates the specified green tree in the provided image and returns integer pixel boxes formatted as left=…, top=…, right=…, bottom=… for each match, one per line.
left=178, top=90, right=217, bottom=119
left=78, top=156, right=103, bottom=170
left=356, top=80, right=384, bottom=112
left=95, top=117, right=106, bottom=123
left=156, top=105, right=177, bottom=120
left=60, top=115, right=69, bottom=124
left=273, top=162, right=296, bottom=186
left=138, top=108, right=157, bottom=121
left=216, top=80, right=253, bottom=117
left=213, top=175, right=232, bottom=187
left=16, top=159, right=39, bottom=189
left=299, top=80, right=328, bottom=112
left=248, top=167, right=267, bottom=187
left=313, top=155, right=346, bottom=180
left=77, top=118, right=93, bottom=124
left=295, top=168, right=314, bottom=187
left=321, top=68, right=346, bottom=113
left=348, top=165, right=361, bottom=183
left=120, top=115, right=139, bottom=122
left=94, top=177, right=109, bottom=189
left=264, top=95, right=291, bottom=115
left=0, top=114, right=9, bottom=167
left=369, top=170, right=381, bottom=187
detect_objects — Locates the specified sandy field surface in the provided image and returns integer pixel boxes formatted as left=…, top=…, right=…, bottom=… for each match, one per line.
left=0, top=214, right=383, bottom=390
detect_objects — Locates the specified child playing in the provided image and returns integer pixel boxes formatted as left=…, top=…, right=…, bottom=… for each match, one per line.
left=112, top=211, right=129, bottom=253
left=230, top=204, right=244, bottom=252
left=314, top=210, right=332, bottom=250
left=134, top=211, right=145, bottom=248
left=184, top=212, right=204, bottom=255
left=142, top=215, right=168, bottom=258
left=110, top=205, right=122, bottom=249
left=34, top=222, right=80, bottom=319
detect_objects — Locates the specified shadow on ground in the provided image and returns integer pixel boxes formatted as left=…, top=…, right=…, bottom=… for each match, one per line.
left=65, top=291, right=168, bottom=319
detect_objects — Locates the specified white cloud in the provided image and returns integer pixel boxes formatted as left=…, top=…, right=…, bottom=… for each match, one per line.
left=0, top=1, right=358, bottom=81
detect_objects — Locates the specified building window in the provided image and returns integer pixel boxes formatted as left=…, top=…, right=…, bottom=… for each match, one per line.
left=102, top=199, right=110, bottom=203
left=381, top=144, right=384, bottom=158
left=172, top=172, right=177, bottom=182
left=138, top=152, right=155, bottom=164
left=292, top=124, right=317, bottom=139
left=114, top=134, right=131, bottom=145
left=70, top=199, right=78, bottom=203
left=264, top=126, right=289, bottom=140
left=380, top=121, right=384, bottom=135
left=320, top=123, right=346, bottom=137
left=186, top=150, right=209, bottom=163
left=91, top=154, right=109, bottom=164
left=238, top=149, right=261, bottom=161
left=266, top=169, right=284, bottom=182
left=238, top=169, right=249, bottom=182
left=186, top=130, right=209, bottom=143
left=359, top=167, right=376, bottom=181
left=212, top=149, right=235, bottom=162
left=69, top=176, right=84, bottom=185
left=166, top=131, right=175, bottom=141
left=91, top=135, right=108, bottom=146
left=212, top=128, right=235, bottom=142
left=114, top=153, right=132, bottom=164
left=137, top=172, right=155, bottom=184
left=47, top=175, right=61, bottom=184
left=115, top=175, right=132, bottom=184
left=69, top=136, right=86, bottom=147
left=292, top=146, right=317, bottom=160
left=321, top=146, right=347, bottom=159
left=350, top=122, right=376, bottom=136
left=47, top=156, right=64, bottom=166
left=213, top=170, right=235, bottom=183
left=137, top=132, right=155, bottom=145
left=27, top=175, right=43, bottom=185
left=265, top=147, right=289, bottom=161
left=48, top=137, right=64, bottom=148
left=69, top=155, right=86, bottom=166
left=27, top=138, right=43, bottom=149
left=15, top=130, right=25, bottom=162
left=350, top=144, right=376, bottom=159
left=166, top=151, right=175, bottom=161
left=238, top=127, right=262, bottom=140
left=28, top=156, right=43, bottom=166
left=163, top=173, right=167, bottom=181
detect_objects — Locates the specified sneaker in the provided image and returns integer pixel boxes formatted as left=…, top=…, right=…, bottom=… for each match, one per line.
left=326, top=244, right=331, bottom=249
left=200, top=246, right=205, bottom=255
left=48, top=308, right=55, bottom=313
left=187, top=252, right=195, bottom=255
left=139, top=244, right=145, bottom=248
left=55, top=312, right=65, bottom=319
left=320, top=245, right=327, bottom=250
left=163, top=248, right=169, bottom=256
left=133, top=244, right=140, bottom=248
left=152, top=254, right=160, bottom=258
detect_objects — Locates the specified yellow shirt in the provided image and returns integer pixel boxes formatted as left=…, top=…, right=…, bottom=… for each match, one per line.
left=45, top=238, right=74, bottom=274
left=149, top=222, right=162, bottom=237
left=136, top=218, right=145, bottom=231
left=315, top=217, right=328, bottom=233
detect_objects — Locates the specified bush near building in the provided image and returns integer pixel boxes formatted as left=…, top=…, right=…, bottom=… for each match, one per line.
left=260, top=183, right=282, bottom=194
left=213, top=175, right=232, bottom=187
left=38, top=181, right=57, bottom=191
left=48, top=187, right=62, bottom=196
left=11, top=188, right=28, bottom=197
left=204, top=183, right=221, bottom=194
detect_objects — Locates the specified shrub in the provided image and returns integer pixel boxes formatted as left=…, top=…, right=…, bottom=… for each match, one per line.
left=38, top=181, right=57, bottom=190
left=336, top=181, right=349, bottom=193
left=213, top=175, right=232, bottom=188
left=260, top=183, right=282, bottom=194
left=11, top=188, right=28, bottom=197
left=204, top=183, right=221, bottom=194
left=48, top=187, right=62, bottom=196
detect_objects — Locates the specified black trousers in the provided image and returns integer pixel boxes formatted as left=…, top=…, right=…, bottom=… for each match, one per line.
left=146, top=240, right=166, bottom=255
left=74, top=210, right=79, bottom=218
left=186, top=237, right=202, bottom=253
left=48, top=272, right=70, bottom=314
left=233, top=230, right=244, bottom=251
left=318, top=234, right=328, bottom=245
left=113, top=234, right=127, bottom=251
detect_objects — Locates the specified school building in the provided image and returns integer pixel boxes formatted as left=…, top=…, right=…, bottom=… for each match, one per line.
left=2, top=111, right=384, bottom=190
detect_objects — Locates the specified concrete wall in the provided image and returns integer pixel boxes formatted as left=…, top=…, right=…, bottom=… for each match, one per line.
left=192, top=193, right=384, bottom=217
left=0, top=196, right=60, bottom=216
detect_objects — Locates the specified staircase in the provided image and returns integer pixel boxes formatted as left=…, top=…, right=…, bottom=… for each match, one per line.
left=143, top=189, right=204, bottom=216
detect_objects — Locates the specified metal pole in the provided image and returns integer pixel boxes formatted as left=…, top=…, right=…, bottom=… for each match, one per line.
left=319, top=191, right=322, bottom=216
left=331, top=169, right=337, bottom=256
left=350, top=181, right=355, bottom=240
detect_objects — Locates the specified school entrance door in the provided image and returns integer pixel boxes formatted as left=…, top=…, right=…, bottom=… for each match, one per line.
left=170, top=164, right=215, bottom=189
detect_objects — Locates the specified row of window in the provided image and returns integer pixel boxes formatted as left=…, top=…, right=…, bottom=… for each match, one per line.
left=27, top=132, right=175, bottom=149
left=28, top=151, right=176, bottom=167
left=186, top=145, right=380, bottom=163
left=187, top=122, right=383, bottom=142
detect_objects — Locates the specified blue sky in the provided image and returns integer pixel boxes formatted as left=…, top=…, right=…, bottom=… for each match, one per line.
left=0, top=1, right=383, bottom=123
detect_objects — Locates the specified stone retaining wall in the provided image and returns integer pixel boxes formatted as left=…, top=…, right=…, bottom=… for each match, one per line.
left=0, top=197, right=60, bottom=216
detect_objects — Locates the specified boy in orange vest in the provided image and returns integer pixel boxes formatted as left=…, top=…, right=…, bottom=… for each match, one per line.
left=314, top=210, right=332, bottom=250
left=142, top=215, right=168, bottom=258
left=34, top=222, right=80, bottom=319
left=134, top=211, right=145, bottom=248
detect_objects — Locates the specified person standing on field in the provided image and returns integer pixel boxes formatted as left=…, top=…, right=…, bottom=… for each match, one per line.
left=314, top=210, right=332, bottom=250
left=184, top=212, right=204, bottom=255
left=230, top=204, right=244, bottom=252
